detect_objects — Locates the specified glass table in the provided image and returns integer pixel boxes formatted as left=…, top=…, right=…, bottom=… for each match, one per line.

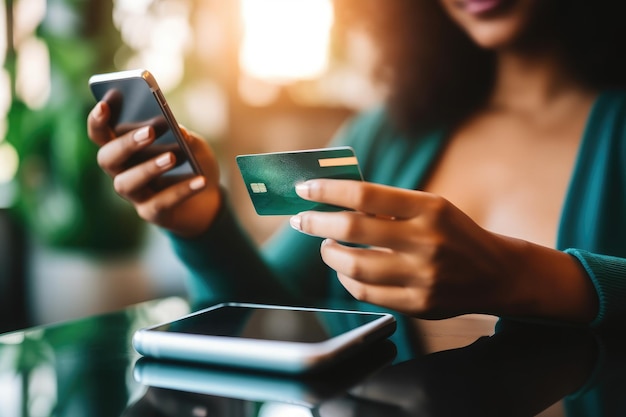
left=0, top=296, right=623, bottom=417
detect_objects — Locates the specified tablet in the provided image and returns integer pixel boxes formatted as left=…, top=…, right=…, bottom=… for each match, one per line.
left=132, top=302, right=397, bottom=374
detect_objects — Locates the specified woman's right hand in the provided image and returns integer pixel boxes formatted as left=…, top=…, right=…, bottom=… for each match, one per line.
left=87, top=100, right=222, bottom=238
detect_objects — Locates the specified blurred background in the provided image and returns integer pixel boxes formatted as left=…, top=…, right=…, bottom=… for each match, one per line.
left=0, top=0, right=384, bottom=332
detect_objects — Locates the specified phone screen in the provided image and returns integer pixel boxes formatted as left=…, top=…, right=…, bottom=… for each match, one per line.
left=90, top=71, right=200, bottom=188
left=151, top=305, right=385, bottom=343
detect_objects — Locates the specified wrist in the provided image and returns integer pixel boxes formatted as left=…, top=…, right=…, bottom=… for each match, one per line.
left=498, top=237, right=598, bottom=324
left=169, top=185, right=223, bottom=239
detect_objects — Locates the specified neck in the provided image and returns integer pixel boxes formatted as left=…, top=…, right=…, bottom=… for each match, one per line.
left=488, top=49, right=591, bottom=113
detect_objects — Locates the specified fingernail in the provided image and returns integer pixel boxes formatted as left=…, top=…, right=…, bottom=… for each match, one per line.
left=295, top=182, right=310, bottom=199
left=134, top=126, right=152, bottom=144
left=290, top=215, right=302, bottom=231
left=189, top=176, right=206, bottom=190
left=156, top=153, right=173, bottom=167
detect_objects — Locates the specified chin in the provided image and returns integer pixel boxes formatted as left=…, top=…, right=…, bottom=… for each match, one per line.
left=440, top=0, right=541, bottom=50
left=465, top=19, right=530, bottom=50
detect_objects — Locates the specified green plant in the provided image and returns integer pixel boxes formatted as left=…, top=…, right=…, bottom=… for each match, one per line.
left=5, top=0, right=145, bottom=253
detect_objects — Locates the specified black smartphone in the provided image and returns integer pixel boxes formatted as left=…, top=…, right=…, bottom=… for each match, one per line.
left=133, top=302, right=397, bottom=374
left=89, top=69, right=203, bottom=189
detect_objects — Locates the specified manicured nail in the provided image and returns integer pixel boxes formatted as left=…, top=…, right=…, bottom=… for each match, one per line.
left=290, top=215, right=302, bottom=231
left=156, top=153, right=173, bottom=167
left=133, top=126, right=152, bottom=144
left=295, top=182, right=310, bottom=199
left=189, top=176, right=206, bottom=190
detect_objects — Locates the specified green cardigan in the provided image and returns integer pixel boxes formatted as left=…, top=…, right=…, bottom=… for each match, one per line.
left=169, top=90, right=626, bottom=328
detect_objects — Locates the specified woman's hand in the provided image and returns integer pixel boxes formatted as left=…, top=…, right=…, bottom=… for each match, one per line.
left=87, top=100, right=221, bottom=238
left=289, top=179, right=597, bottom=322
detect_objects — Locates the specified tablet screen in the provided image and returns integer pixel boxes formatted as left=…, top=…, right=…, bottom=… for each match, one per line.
left=151, top=305, right=384, bottom=343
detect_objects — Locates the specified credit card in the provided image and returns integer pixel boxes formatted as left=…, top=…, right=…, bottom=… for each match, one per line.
left=236, top=146, right=363, bottom=215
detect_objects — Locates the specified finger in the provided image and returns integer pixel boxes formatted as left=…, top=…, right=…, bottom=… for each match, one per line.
left=296, top=179, right=439, bottom=219
left=338, top=272, right=464, bottom=319
left=179, top=126, right=205, bottom=161
left=179, top=125, right=221, bottom=180
left=87, top=101, right=115, bottom=147
left=336, top=273, right=427, bottom=317
left=112, top=152, right=177, bottom=201
left=291, top=210, right=426, bottom=250
left=135, top=176, right=207, bottom=224
left=320, top=239, right=419, bottom=286
left=180, top=126, right=204, bottom=153
left=97, top=126, right=155, bottom=176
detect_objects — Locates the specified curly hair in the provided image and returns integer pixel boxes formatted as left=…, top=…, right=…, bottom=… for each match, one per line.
left=335, top=0, right=626, bottom=134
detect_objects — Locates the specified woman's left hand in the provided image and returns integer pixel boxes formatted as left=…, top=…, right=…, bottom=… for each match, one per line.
left=289, top=179, right=528, bottom=319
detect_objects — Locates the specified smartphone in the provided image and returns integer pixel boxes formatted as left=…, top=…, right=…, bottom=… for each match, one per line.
left=89, top=69, right=203, bottom=189
left=132, top=302, right=397, bottom=374
left=236, top=146, right=363, bottom=215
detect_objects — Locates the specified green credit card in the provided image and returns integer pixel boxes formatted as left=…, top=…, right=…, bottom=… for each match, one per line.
left=236, top=146, right=363, bottom=215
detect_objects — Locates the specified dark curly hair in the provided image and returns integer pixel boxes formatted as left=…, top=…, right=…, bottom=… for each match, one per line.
left=335, top=0, right=626, bottom=134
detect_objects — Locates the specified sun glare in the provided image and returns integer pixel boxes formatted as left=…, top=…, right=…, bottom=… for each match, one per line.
left=239, top=0, right=334, bottom=84
left=0, top=142, right=19, bottom=183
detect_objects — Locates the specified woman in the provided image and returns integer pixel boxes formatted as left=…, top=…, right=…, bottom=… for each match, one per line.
left=87, top=0, right=626, bottom=327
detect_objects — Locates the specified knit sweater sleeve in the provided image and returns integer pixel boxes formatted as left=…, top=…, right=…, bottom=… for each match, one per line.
left=165, top=189, right=293, bottom=306
left=564, top=249, right=626, bottom=328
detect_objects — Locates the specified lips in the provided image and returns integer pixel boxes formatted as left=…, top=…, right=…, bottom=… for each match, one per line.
left=460, top=0, right=509, bottom=15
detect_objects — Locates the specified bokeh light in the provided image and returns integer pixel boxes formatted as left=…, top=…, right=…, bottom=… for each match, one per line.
left=113, top=0, right=192, bottom=92
left=15, top=36, right=50, bottom=109
left=0, top=142, right=18, bottom=184
left=239, top=0, right=334, bottom=84
left=0, top=3, right=19, bottom=195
